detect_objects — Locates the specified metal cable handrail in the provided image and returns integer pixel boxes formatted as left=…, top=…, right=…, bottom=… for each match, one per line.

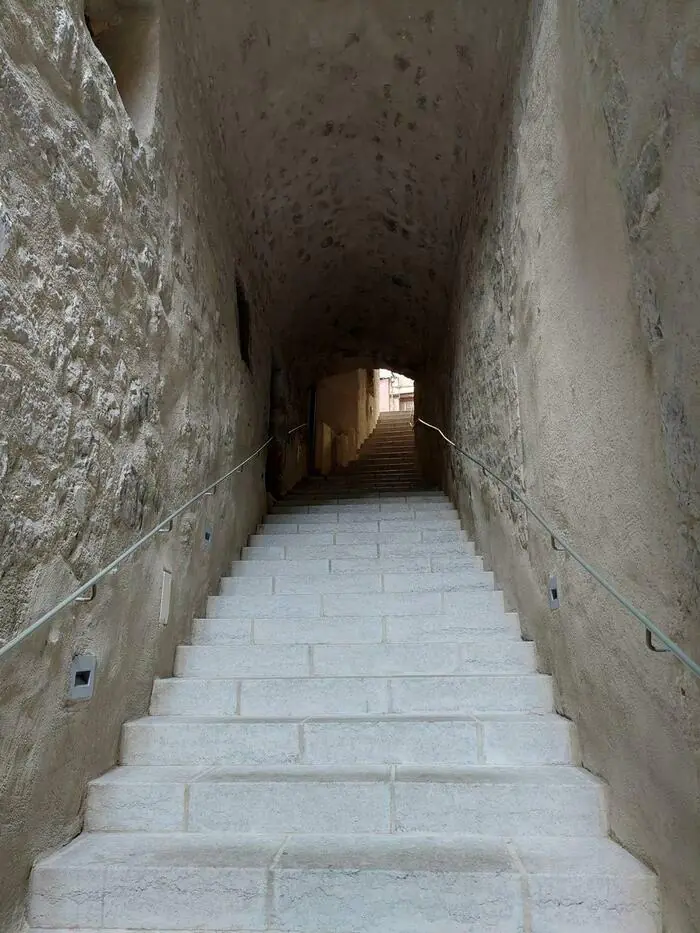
left=418, top=418, right=700, bottom=679
left=0, top=424, right=307, bottom=661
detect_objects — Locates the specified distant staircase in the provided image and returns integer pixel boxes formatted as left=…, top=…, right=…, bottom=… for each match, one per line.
left=28, top=411, right=660, bottom=932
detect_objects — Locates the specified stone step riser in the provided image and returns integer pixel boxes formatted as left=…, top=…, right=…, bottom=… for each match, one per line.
left=264, top=513, right=457, bottom=526
left=207, top=589, right=505, bottom=619
left=219, top=570, right=495, bottom=596
left=28, top=831, right=660, bottom=933
left=190, top=614, right=520, bottom=647
left=285, top=486, right=429, bottom=495
left=85, top=777, right=606, bottom=836
left=153, top=672, right=550, bottom=716
left=121, top=717, right=576, bottom=768
left=353, top=458, right=416, bottom=465
left=334, top=469, right=422, bottom=476
left=272, top=502, right=452, bottom=515
left=173, top=641, right=536, bottom=678
left=354, top=450, right=416, bottom=458
left=283, top=492, right=442, bottom=505
left=252, top=528, right=469, bottom=544
left=231, top=557, right=483, bottom=576
left=276, top=499, right=448, bottom=507
left=240, top=543, right=478, bottom=561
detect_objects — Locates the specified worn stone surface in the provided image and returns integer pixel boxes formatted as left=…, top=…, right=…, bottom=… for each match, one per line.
left=420, top=2, right=700, bottom=931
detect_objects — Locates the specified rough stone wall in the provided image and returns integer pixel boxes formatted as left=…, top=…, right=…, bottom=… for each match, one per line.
left=421, top=1, right=700, bottom=929
left=0, top=3, right=270, bottom=929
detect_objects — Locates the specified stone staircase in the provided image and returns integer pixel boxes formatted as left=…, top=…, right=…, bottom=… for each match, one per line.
left=29, top=411, right=660, bottom=932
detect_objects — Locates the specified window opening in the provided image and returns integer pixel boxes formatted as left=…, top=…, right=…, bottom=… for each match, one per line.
left=236, top=275, right=252, bottom=370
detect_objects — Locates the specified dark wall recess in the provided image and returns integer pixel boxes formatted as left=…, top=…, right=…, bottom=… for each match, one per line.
left=236, top=274, right=252, bottom=370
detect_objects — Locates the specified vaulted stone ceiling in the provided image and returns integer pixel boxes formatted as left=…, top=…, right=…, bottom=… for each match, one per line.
left=166, top=1, right=528, bottom=380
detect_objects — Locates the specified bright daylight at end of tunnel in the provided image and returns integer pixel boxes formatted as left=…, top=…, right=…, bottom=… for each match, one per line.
left=1, top=2, right=699, bottom=932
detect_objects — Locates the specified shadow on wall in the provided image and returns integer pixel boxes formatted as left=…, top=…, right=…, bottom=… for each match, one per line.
left=85, top=0, right=160, bottom=141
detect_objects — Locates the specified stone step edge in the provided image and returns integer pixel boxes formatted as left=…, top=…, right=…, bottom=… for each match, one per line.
left=160, top=670, right=538, bottom=683
left=127, top=712, right=567, bottom=725
left=32, top=832, right=656, bottom=879
left=91, top=762, right=602, bottom=786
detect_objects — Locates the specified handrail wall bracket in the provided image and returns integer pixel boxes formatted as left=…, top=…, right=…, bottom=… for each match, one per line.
left=0, top=424, right=308, bottom=663
left=416, top=417, right=700, bottom=680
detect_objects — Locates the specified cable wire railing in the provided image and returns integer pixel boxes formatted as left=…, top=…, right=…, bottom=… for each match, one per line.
left=0, top=424, right=307, bottom=662
left=418, top=418, right=700, bottom=680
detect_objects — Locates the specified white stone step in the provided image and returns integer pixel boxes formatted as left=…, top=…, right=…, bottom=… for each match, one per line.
left=191, top=611, right=518, bottom=646
left=152, top=673, right=553, bottom=717
left=248, top=528, right=468, bottom=545
left=121, top=713, right=575, bottom=767
left=85, top=764, right=605, bottom=836
left=231, top=545, right=483, bottom=577
left=285, top=491, right=445, bottom=504
left=241, top=541, right=478, bottom=560
left=269, top=507, right=455, bottom=521
left=174, top=640, right=535, bottom=678
left=242, top=543, right=377, bottom=559
left=273, top=500, right=453, bottom=514
left=29, top=833, right=659, bottom=932
left=218, top=569, right=494, bottom=595
left=231, top=558, right=485, bottom=577
left=207, top=588, right=504, bottom=618
left=259, top=516, right=462, bottom=532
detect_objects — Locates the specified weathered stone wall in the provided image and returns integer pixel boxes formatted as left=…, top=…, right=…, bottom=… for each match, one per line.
left=0, top=3, right=272, bottom=929
left=420, top=1, right=700, bottom=929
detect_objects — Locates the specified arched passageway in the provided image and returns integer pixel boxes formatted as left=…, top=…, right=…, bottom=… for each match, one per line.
left=1, top=2, right=699, bottom=931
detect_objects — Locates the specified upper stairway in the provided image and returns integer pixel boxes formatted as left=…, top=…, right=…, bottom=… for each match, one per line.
left=28, top=412, right=660, bottom=933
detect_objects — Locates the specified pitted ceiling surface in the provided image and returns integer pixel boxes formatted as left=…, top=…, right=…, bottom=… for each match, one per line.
left=166, top=1, right=527, bottom=378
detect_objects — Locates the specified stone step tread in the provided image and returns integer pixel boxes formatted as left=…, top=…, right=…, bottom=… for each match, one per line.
left=32, top=831, right=655, bottom=875
left=275, top=506, right=453, bottom=513
left=236, top=554, right=482, bottom=570
left=152, top=672, right=553, bottom=716
left=173, top=641, right=536, bottom=677
left=123, top=712, right=574, bottom=768
left=247, top=530, right=469, bottom=545
left=158, top=671, right=546, bottom=686
left=259, top=522, right=463, bottom=534
left=85, top=765, right=607, bottom=836
left=207, top=590, right=506, bottom=618
left=288, top=486, right=451, bottom=505
left=264, top=513, right=459, bottom=523
left=272, top=504, right=453, bottom=514
left=240, top=548, right=480, bottom=562
left=128, top=712, right=567, bottom=724
left=219, top=570, right=495, bottom=594
left=91, top=763, right=600, bottom=785
left=190, top=617, right=520, bottom=645
left=230, top=560, right=487, bottom=574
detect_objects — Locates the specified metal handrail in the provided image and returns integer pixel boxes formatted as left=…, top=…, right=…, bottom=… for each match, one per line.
left=0, top=424, right=307, bottom=661
left=418, top=418, right=700, bottom=680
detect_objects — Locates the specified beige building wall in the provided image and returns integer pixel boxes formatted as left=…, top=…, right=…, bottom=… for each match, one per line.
left=314, top=369, right=379, bottom=473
